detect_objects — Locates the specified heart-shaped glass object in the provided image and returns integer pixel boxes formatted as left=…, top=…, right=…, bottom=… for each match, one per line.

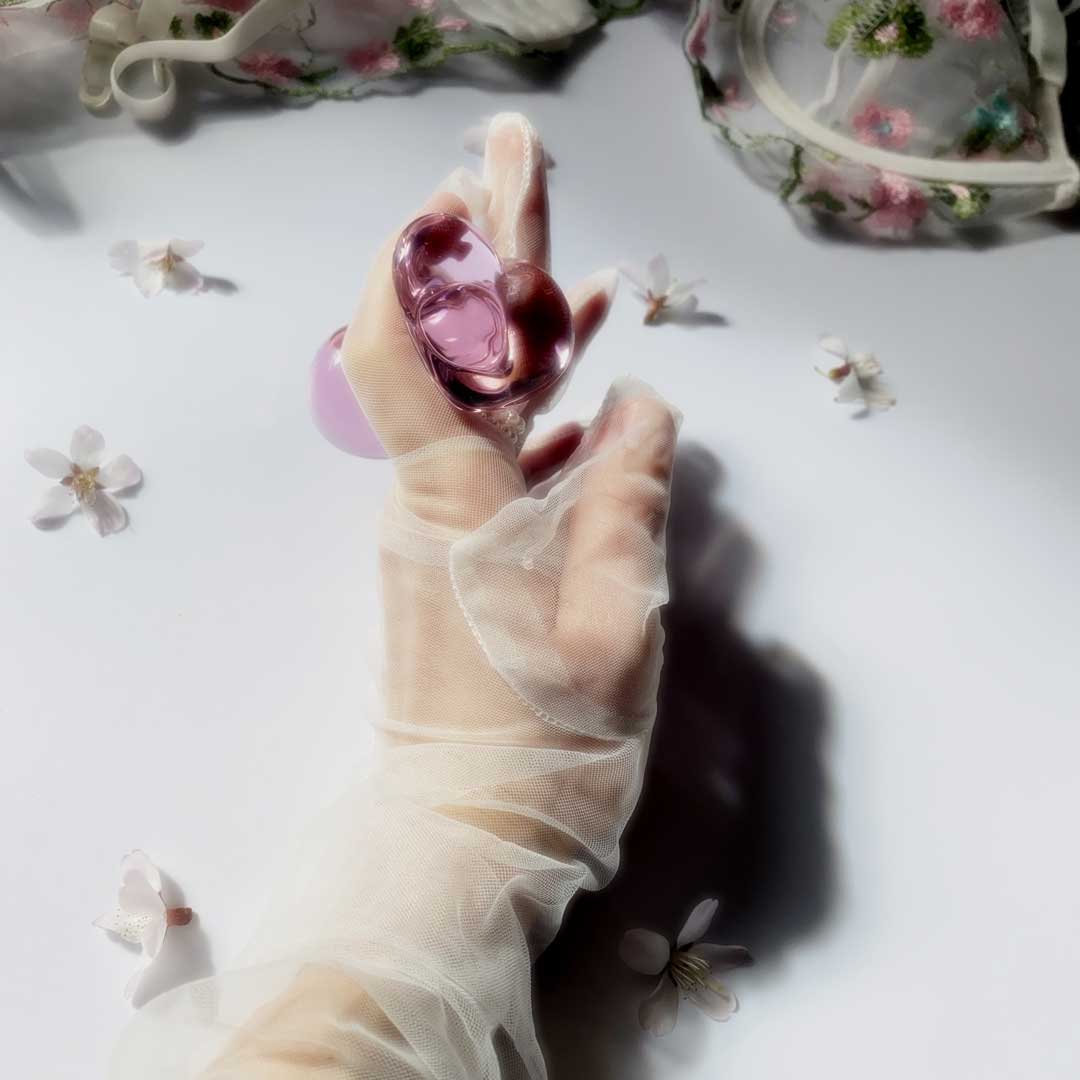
left=393, top=213, right=574, bottom=411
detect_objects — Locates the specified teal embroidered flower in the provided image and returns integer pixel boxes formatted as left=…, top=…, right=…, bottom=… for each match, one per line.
left=959, top=90, right=1042, bottom=157
left=826, top=0, right=933, bottom=59
left=931, top=183, right=991, bottom=220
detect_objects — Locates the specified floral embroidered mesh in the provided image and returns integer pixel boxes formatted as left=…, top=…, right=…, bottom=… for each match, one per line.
left=686, top=0, right=1079, bottom=238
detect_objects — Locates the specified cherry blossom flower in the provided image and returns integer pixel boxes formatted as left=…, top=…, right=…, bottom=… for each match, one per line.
left=817, top=336, right=896, bottom=410
left=770, top=2, right=799, bottom=29
left=855, top=171, right=928, bottom=238
left=619, top=898, right=752, bottom=1037
left=94, top=851, right=193, bottom=999
left=620, top=255, right=705, bottom=325
left=939, top=0, right=1002, bottom=39
left=852, top=101, right=914, bottom=150
left=109, top=239, right=204, bottom=298
left=237, top=50, right=303, bottom=83
left=345, top=41, right=402, bottom=76
left=706, top=77, right=753, bottom=122
left=874, top=22, right=900, bottom=44
left=26, top=426, right=141, bottom=536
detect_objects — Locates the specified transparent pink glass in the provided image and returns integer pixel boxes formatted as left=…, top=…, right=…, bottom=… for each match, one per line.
left=309, top=327, right=387, bottom=459
left=392, top=213, right=574, bottom=411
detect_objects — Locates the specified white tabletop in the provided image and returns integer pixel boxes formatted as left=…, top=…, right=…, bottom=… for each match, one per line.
left=2, top=10, right=1078, bottom=1079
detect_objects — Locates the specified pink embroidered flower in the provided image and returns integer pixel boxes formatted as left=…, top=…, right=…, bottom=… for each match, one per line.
left=706, top=78, right=752, bottom=121
left=863, top=172, right=928, bottom=239
left=770, top=3, right=799, bottom=29
left=687, top=10, right=710, bottom=60
left=408, top=0, right=436, bottom=8
left=185, top=0, right=254, bottom=11
left=345, top=41, right=402, bottom=77
left=852, top=102, right=914, bottom=150
left=237, top=51, right=302, bottom=83
left=947, top=183, right=972, bottom=201
left=437, top=15, right=469, bottom=31
left=874, top=22, right=899, bottom=43
left=939, top=0, right=1003, bottom=40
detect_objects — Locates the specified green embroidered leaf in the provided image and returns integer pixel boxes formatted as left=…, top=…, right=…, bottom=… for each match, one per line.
left=892, top=3, right=933, bottom=57
left=169, top=15, right=183, bottom=38
left=825, top=4, right=862, bottom=49
left=849, top=195, right=873, bottom=211
left=193, top=9, right=232, bottom=38
left=930, top=184, right=990, bottom=220
left=799, top=189, right=847, bottom=213
left=778, top=144, right=804, bottom=202
left=826, top=1, right=932, bottom=58
left=393, top=15, right=444, bottom=63
left=297, top=67, right=338, bottom=86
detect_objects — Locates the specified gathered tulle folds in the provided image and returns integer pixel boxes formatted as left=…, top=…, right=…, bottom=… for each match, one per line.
left=110, top=378, right=679, bottom=1080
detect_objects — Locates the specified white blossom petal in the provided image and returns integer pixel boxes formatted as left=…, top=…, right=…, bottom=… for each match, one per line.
left=25, top=448, right=72, bottom=479
left=108, top=240, right=140, bottom=274
left=124, top=960, right=151, bottom=1000
left=676, top=898, right=719, bottom=948
left=618, top=264, right=651, bottom=300
left=833, top=372, right=866, bottom=404
left=94, top=907, right=155, bottom=946
left=819, top=335, right=849, bottom=359
left=689, top=982, right=737, bottom=1021
left=619, top=929, right=671, bottom=975
left=133, top=259, right=166, bottom=298
left=646, top=254, right=671, bottom=295
left=667, top=278, right=705, bottom=302
left=167, top=259, right=203, bottom=294
left=688, top=943, right=753, bottom=972
left=98, top=454, right=142, bottom=492
left=639, top=977, right=679, bottom=1036
left=70, top=425, right=105, bottom=468
left=861, top=384, right=896, bottom=409
left=852, top=353, right=882, bottom=378
left=665, top=292, right=699, bottom=316
left=83, top=491, right=128, bottom=536
left=140, top=915, right=169, bottom=960
left=30, top=485, right=77, bottom=527
left=168, top=238, right=204, bottom=259
left=122, top=850, right=163, bottom=895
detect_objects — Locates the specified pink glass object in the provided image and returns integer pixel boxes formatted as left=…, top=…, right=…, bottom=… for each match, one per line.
left=393, top=213, right=574, bottom=411
left=309, top=327, right=387, bottom=459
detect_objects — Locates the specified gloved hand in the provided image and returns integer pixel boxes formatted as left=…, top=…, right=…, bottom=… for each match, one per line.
left=111, top=112, right=680, bottom=1080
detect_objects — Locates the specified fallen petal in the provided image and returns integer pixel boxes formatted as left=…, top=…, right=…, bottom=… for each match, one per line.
left=70, top=425, right=105, bottom=469
left=83, top=491, right=128, bottom=536
left=25, top=448, right=72, bottom=479
left=168, top=238, right=204, bottom=259
left=677, top=897, right=719, bottom=948
left=646, top=253, right=671, bottom=295
left=168, top=260, right=203, bottom=294
left=98, top=455, right=142, bottom=493
left=639, top=977, right=679, bottom=1036
left=689, top=982, right=737, bottom=1021
left=31, top=486, right=77, bottom=528
left=133, top=260, right=166, bottom=298
left=619, top=929, right=671, bottom=975
left=108, top=240, right=140, bottom=274
left=687, top=943, right=753, bottom=972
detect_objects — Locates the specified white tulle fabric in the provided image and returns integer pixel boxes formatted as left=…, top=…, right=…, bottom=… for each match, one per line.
left=109, top=376, right=678, bottom=1079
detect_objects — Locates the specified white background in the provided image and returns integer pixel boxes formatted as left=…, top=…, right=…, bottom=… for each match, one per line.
left=2, top=8, right=1079, bottom=1078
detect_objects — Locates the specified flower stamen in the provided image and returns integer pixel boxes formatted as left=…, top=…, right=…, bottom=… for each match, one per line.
left=668, top=949, right=711, bottom=994
left=64, top=465, right=101, bottom=506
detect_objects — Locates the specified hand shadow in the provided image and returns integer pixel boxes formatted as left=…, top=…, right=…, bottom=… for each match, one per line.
left=130, top=870, right=215, bottom=1009
left=534, top=443, right=836, bottom=1078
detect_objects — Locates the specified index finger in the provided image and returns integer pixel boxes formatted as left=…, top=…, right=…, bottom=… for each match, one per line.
left=483, top=113, right=551, bottom=271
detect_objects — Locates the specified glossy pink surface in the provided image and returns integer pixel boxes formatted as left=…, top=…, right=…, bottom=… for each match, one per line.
left=309, top=327, right=387, bottom=459
left=393, top=213, right=573, bottom=411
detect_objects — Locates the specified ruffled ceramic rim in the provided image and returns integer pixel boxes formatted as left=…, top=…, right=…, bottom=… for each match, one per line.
left=735, top=0, right=1080, bottom=203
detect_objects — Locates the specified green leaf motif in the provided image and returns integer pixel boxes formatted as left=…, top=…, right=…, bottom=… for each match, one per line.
left=297, top=67, right=338, bottom=86
left=393, top=15, right=444, bottom=63
left=826, top=1, right=932, bottom=59
left=930, top=184, right=990, bottom=220
left=169, top=14, right=183, bottom=38
left=778, top=144, right=804, bottom=202
left=799, top=189, right=847, bottom=213
left=193, top=9, right=233, bottom=38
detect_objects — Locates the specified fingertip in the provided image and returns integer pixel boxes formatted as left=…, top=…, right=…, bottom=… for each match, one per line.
left=570, top=267, right=619, bottom=354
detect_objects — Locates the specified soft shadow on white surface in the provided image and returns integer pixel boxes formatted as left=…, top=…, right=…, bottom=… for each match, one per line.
left=129, top=869, right=215, bottom=1009
left=535, top=445, right=835, bottom=1079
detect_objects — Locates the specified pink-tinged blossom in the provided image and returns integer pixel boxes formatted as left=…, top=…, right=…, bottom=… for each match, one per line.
left=852, top=101, right=914, bottom=150
left=706, top=78, right=752, bottom=121
left=687, top=10, right=710, bottom=59
left=345, top=41, right=402, bottom=76
left=437, top=15, right=468, bottom=31
left=939, top=0, right=1003, bottom=40
left=770, top=3, right=799, bottom=29
left=874, top=22, right=899, bottom=43
left=237, top=51, right=302, bottom=83
left=863, top=171, right=928, bottom=239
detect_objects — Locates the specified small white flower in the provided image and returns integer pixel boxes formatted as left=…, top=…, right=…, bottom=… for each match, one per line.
left=619, top=898, right=752, bottom=1037
left=26, top=425, right=141, bottom=536
left=620, top=255, right=705, bottom=325
left=817, top=335, right=896, bottom=411
left=93, top=850, right=193, bottom=1000
left=108, top=239, right=204, bottom=297
left=463, top=116, right=556, bottom=167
